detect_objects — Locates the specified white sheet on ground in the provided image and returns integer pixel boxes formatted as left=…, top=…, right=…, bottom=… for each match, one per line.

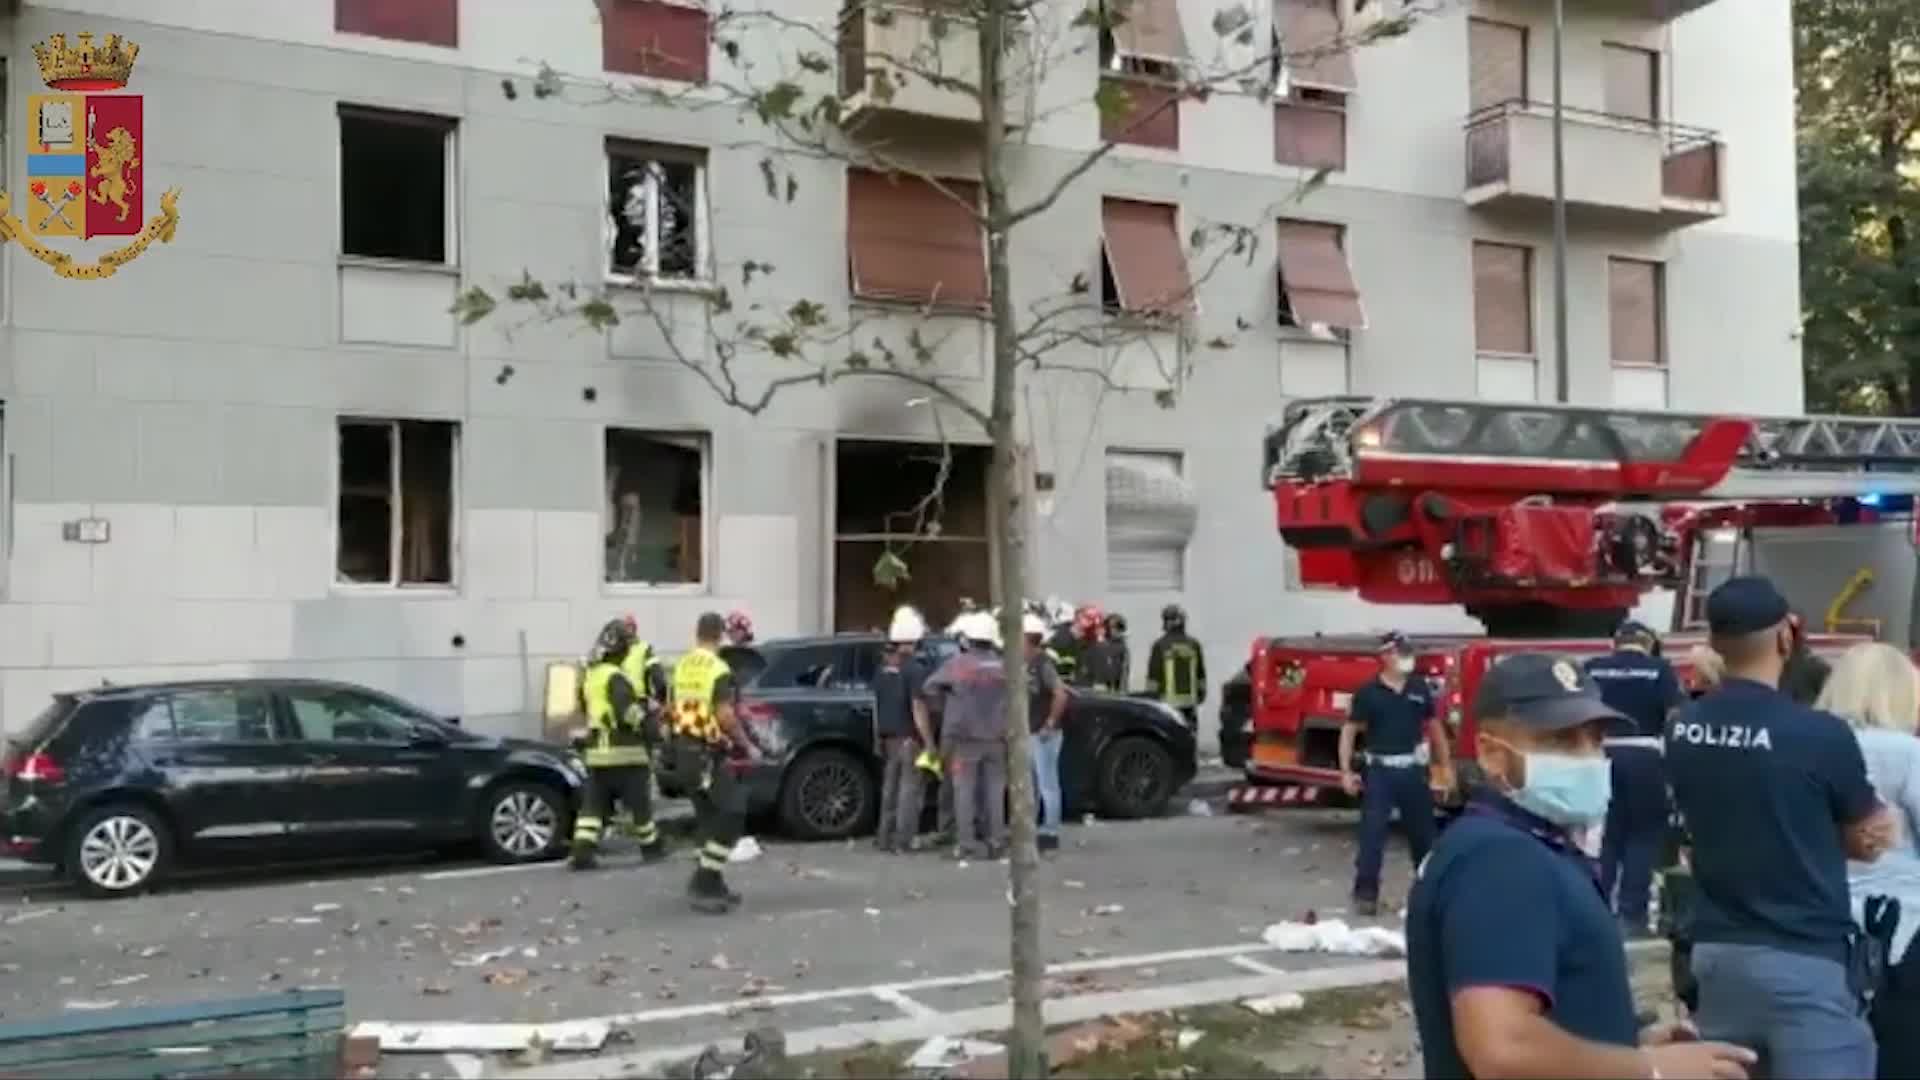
left=1261, top=918, right=1406, bottom=957
left=349, top=1020, right=611, bottom=1054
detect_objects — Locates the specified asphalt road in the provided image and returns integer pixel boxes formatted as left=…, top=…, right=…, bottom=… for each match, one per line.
left=0, top=805, right=1413, bottom=1043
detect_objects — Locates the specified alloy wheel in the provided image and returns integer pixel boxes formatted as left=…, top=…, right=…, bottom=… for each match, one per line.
left=79, top=815, right=160, bottom=892
left=799, top=759, right=863, bottom=833
left=491, top=790, right=558, bottom=858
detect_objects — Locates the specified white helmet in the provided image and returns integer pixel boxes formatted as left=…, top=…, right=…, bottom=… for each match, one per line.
left=951, top=611, right=1001, bottom=648
left=1022, top=612, right=1048, bottom=639
left=887, top=605, right=928, bottom=644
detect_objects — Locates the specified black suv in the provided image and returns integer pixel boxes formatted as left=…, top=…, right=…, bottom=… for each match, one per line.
left=0, top=679, right=587, bottom=896
left=702, top=633, right=1198, bottom=840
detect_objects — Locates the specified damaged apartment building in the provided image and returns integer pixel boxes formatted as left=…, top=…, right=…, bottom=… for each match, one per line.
left=0, top=0, right=1797, bottom=739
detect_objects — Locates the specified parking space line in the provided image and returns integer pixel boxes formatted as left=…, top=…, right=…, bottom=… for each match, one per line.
left=420, top=862, right=554, bottom=881
left=872, top=987, right=940, bottom=1020
left=1228, top=954, right=1285, bottom=976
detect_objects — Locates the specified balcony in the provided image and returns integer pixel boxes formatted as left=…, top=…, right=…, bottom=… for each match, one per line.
left=1517, top=0, right=1724, bottom=18
left=837, top=1, right=1030, bottom=132
left=1463, top=101, right=1724, bottom=228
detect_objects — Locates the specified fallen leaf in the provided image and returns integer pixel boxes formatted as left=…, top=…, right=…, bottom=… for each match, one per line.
left=590, top=969, right=619, bottom=987
left=1088, top=904, right=1124, bottom=917
left=483, top=967, right=530, bottom=987
left=421, top=982, right=452, bottom=996
left=136, top=946, right=166, bottom=959
left=709, top=953, right=732, bottom=971
left=311, top=902, right=342, bottom=914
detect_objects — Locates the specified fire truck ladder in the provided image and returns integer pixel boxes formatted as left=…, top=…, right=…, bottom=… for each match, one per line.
left=1264, top=397, right=1920, bottom=500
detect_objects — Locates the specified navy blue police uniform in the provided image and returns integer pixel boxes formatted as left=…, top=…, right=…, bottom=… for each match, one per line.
left=1582, top=629, right=1685, bottom=931
left=1408, top=654, right=1638, bottom=1079
left=1665, top=576, right=1880, bottom=1079
left=1349, top=633, right=1439, bottom=907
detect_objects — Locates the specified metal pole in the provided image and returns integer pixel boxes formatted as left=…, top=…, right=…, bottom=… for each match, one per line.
left=1550, top=0, right=1570, bottom=403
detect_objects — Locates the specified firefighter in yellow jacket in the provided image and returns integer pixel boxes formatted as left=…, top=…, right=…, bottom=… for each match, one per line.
left=570, top=618, right=665, bottom=869
left=612, top=614, right=668, bottom=838
left=669, top=611, right=766, bottom=914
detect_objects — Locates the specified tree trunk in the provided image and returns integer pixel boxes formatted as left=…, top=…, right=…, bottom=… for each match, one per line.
left=978, top=2, right=1046, bottom=1076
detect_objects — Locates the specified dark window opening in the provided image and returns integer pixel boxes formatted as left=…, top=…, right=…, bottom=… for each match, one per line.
left=339, top=107, right=453, bottom=263
left=605, top=429, right=706, bottom=585
left=336, top=419, right=457, bottom=586
left=607, top=142, right=704, bottom=280
left=1101, top=250, right=1123, bottom=314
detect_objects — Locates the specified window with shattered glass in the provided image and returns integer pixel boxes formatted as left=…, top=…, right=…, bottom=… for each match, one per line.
left=607, top=141, right=705, bottom=281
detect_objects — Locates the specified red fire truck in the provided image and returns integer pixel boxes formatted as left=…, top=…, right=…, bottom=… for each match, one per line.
left=1231, top=396, right=1920, bottom=809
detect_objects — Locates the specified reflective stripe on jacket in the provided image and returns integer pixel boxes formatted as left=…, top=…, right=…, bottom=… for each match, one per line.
left=581, top=661, right=650, bottom=767
left=670, top=647, right=730, bottom=746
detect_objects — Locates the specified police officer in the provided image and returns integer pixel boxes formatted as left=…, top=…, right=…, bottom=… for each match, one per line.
left=1667, top=575, right=1895, bottom=1078
left=668, top=611, right=766, bottom=914
left=1146, top=605, right=1206, bottom=732
left=1407, top=653, right=1757, bottom=1080
left=1340, top=632, right=1450, bottom=917
left=1582, top=620, right=1685, bottom=938
left=570, top=618, right=665, bottom=870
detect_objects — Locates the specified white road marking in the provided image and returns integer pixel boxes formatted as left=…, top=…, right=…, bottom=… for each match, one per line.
left=419, top=862, right=554, bottom=881
left=872, top=987, right=939, bottom=1020
left=1228, top=954, right=1286, bottom=976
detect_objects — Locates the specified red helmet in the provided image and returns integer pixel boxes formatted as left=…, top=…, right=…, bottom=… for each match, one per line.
left=725, top=610, right=754, bottom=641
left=621, top=613, right=639, bottom=633
left=1072, top=604, right=1103, bottom=638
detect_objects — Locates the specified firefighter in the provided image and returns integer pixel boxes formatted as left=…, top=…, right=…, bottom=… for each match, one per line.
left=1080, top=612, right=1130, bottom=692
left=1582, top=620, right=1686, bottom=938
left=669, top=611, right=765, bottom=914
left=1147, top=605, right=1206, bottom=732
left=570, top=618, right=665, bottom=870
left=723, top=610, right=755, bottom=648
left=613, top=614, right=669, bottom=839
left=1050, top=604, right=1101, bottom=686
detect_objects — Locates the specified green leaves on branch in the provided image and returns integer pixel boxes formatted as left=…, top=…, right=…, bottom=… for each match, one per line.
left=872, top=549, right=911, bottom=590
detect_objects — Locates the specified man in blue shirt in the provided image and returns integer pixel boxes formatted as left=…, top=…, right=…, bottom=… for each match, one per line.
left=1408, top=653, right=1757, bottom=1080
left=1339, top=632, right=1451, bottom=917
left=1667, top=575, right=1895, bottom=1079
left=1584, top=621, right=1686, bottom=938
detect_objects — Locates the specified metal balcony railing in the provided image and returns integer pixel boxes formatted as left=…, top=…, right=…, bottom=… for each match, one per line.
left=1463, top=99, right=1723, bottom=204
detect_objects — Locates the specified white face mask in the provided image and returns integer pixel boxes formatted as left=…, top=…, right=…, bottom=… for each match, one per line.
left=1393, top=656, right=1415, bottom=675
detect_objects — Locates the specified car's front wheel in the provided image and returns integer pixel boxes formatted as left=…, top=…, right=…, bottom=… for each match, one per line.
left=778, top=748, right=876, bottom=841
left=1095, top=736, right=1177, bottom=820
left=65, top=803, right=172, bottom=898
left=480, top=780, right=567, bottom=863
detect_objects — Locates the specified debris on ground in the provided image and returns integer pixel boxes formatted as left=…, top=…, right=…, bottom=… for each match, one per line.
left=905, top=1035, right=1003, bottom=1070
left=1242, top=991, right=1306, bottom=1015
left=349, top=1019, right=612, bottom=1054
left=662, top=1026, right=788, bottom=1080
left=729, top=837, right=763, bottom=863
left=1088, top=903, right=1125, bottom=917
left=1176, top=1027, right=1205, bottom=1050
left=1186, top=798, right=1214, bottom=817
left=1262, top=918, right=1406, bottom=957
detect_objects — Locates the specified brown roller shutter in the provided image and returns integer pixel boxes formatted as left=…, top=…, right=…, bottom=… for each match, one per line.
left=1609, top=258, right=1663, bottom=367
left=1604, top=44, right=1658, bottom=122
left=1276, top=219, right=1364, bottom=329
left=1273, top=97, right=1346, bottom=171
left=847, top=169, right=988, bottom=309
left=602, top=0, right=711, bottom=83
left=1472, top=242, right=1533, bottom=355
left=1468, top=18, right=1526, bottom=111
left=1100, top=76, right=1182, bottom=150
left=1112, top=0, right=1190, bottom=64
left=1102, top=199, right=1194, bottom=316
left=1277, top=0, right=1356, bottom=92
left=336, top=0, right=458, bottom=46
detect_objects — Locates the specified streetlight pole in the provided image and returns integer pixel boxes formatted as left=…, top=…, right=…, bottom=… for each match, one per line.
left=1550, top=0, right=1570, bottom=403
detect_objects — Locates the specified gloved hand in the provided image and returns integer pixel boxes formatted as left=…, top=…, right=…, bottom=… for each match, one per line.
left=915, top=748, right=942, bottom=777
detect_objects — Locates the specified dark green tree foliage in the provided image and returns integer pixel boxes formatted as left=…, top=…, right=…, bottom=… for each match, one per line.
left=1796, top=0, right=1920, bottom=413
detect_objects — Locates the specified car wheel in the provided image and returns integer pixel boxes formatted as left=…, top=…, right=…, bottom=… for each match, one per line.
left=778, top=748, right=877, bottom=842
left=480, top=781, right=567, bottom=863
left=65, top=803, right=172, bottom=898
left=1095, top=736, right=1176, bottom=820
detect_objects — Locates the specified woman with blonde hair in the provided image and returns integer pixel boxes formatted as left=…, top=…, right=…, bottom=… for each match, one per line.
left=1685, top=644, right=1725, bottom=695
left=1814, top=641, right=1920, bottom=1076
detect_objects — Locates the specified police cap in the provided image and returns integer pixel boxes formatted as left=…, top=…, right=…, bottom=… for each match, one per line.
left=1473, top=653, right=1625, bottom=732
left=1377, top=631, right=1411, bottom=654
left=1705, top=575, right=1791, bottom=636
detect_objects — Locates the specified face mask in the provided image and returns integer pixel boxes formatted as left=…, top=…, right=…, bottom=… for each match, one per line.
left=1393, top=656, right=1415, bottom=675
left=1489, top=740, right=1612, bottom=828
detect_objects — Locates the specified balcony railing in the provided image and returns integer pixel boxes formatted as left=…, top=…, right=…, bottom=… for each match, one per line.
left=1463, top=100, right=1724, bottom=225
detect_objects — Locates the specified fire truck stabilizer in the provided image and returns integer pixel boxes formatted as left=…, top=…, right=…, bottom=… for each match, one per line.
left=1262, top=396, right=1920, bottom=638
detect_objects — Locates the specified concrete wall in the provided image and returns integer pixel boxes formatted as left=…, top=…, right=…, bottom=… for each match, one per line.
left=0, top=0, right=1800, bottom=746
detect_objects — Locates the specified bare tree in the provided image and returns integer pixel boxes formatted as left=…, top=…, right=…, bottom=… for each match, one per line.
left=457, top=1, right=1427, bottom=1071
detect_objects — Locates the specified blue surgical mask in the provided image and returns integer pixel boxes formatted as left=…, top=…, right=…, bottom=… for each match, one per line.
left=1491, top=741, right=1612, bottom=828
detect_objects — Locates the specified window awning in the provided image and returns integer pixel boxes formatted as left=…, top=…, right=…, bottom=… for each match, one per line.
left=1102, top=199, right=1194, bottom=317
left=1276, top=219, right=1365, bottom=329
left=1112, top=0, right=1191, bottom=66
left=847, top=169, right=988, bottom=309
left=1105, top=451, right=1197, bottom=547
left=1276, top=0, right=1356, bottom=93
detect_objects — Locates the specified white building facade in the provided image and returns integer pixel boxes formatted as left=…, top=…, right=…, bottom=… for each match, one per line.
left=0, top=0, right=1800, bottom=742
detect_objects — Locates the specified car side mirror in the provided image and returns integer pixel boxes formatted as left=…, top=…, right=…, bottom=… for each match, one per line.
left=409, top=724, right=448, bottom=748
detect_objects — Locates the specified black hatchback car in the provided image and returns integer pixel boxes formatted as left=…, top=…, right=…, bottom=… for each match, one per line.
left=702, top=633, right=1198, bottom=840
left=0, top=679, right=587, bottom=896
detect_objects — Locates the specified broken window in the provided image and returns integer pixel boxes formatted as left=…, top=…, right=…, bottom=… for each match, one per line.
left=339, top=106, right=455, bottom=263
left=605, top=429, right=706, bottom=585
left=336, top=419, right=457, bottom=586
left=607, top=141, right=705, bottom=281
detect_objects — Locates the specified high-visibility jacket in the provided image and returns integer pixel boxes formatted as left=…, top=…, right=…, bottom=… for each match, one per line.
left=581, top=661, right=652, bottom=767
left=621, top=640, right=665, bottom=705
left=669, top=646, right=732, bottom=747
left=1148, top=632, right=1206, bottom=709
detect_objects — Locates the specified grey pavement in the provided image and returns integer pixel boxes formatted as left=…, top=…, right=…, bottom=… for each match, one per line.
left=0, top=806, right=1398, bottom=1034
